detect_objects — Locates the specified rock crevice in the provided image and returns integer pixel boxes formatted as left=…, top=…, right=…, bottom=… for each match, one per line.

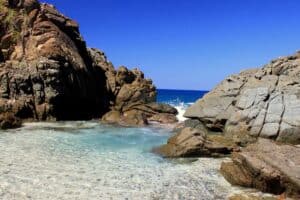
left=220, top=139, right=300, bottom=198
left=184, top=52, right=300, bottom=144
left=156, top=52, right=300, bottom=197
left=0, top=0, right=177, bottom=126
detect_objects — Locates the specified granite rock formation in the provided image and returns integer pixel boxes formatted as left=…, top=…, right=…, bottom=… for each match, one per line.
left=157, top=52, right=300, bottom=196
left=0, top=0, right=109, bottom=121
left=155, top=52, right=300, bottom=196
left=88, top=48, right=178, bottom=126
left=0, top=0, right=177, bottom=128
left=157, top=51, right=300, bottom=157
left=221, top=139, right=300, bottom=198
left=184, top=52, right=300, bottom=145
left=154, top=121, right=236, bottom=157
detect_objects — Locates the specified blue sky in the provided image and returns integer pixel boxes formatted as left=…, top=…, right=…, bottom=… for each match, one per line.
left=43, top=0, right=300, bottom=90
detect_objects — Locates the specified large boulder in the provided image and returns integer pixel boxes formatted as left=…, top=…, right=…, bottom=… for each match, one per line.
left=102, top=109, right=148, bottom=127
left=154, top=126, right=235, bottom=157
left=0, top=0, right=177, bottom=126
left=184, top=52, right=300, bottom=145
left=0, top=112, right=22, bottom=129
left=220, top=139, right=300, bottom=198
left=102, top=102, right=178, bottom=126
left=156, top=52, right=300, bottom=162
left=155, top=52, right=300, bottom=198
left=154, top=118, right=250, bottom=157
left=89, top=48, right=179, bottom=126
left=0, top=0, right=109, bottom=121
left=228, top=193, right=280, bottom=200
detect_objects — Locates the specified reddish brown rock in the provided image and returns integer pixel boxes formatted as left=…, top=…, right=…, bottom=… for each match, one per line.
left=0, top=0, right=109, bottom=121
left=228, top=193, right=281, bottom=200
left=102, top=103, right=178, bottom=126
left=0, top=112, right=22, bottom=129
left=148, top=113, right=178, bottom=124
left=0, top=0, right=177, bottom=126
left=220, top=139, right=300, bottom=198
left=154, top=127, right=235, bottom=157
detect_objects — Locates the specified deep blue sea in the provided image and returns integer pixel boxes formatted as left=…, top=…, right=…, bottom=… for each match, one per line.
left=157, top=89, right=207, bottom=104
left=157, top=89, right=208, bottom=121
left=0, top=89, right=240, bottom=199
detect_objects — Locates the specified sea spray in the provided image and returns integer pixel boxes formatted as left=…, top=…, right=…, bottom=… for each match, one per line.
left=157, top=89, right=207, bottom=122
left=171, top=102, right=189, bottom=121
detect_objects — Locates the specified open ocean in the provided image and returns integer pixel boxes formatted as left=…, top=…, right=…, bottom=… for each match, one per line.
left=0, top=89, right=243, bottom=200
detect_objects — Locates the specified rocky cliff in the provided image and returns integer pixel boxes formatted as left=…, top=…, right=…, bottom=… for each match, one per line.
left=0, top=0, right=177, bottom=127
left=155, top=52, right=300, bottom=197
left=157, top=52, right=300, bottom=158
left=184, top=52, right=300, bottom=144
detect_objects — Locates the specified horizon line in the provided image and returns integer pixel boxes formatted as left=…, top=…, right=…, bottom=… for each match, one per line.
left=157, top=88, right=209, bottom=92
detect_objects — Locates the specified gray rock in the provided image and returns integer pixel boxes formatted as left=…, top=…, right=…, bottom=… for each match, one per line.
left=154, top=127, right=235, bottom=157
left=236, top=87, right=269, bottom=109
left=260, top=123, right=279, bottom=138
left=184, top=52, right=300, bottom=144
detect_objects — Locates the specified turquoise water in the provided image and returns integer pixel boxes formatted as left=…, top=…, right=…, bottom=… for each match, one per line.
left=28, top=122, right=171, bottom=162
left=0, top=122, right=239, bottom=199
left=0, top=90, right=241, bottom=199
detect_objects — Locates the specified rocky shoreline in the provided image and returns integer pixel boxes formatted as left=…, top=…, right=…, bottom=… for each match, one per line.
left=156, top=52, right=300, bottom=198
left=1, top=0, right=300, bottom=199
left=221, top=139, right=300, bottom=198
left=0, top=0, right=178, bottom=128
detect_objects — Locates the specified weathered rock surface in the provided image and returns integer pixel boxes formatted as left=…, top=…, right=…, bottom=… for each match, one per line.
left=0, top=0, right=177, bottom=127
left=157, top=52, right=300, bottom=158
left=0, top=0, right=109, bottom=121
left=154, top=125, right=235, bottom=157
left=0, top=112, right=21, bottom=129
left=185, top=52, right=300, bottom=144
left=228, top=193, right=284, bottom=200
left=220, top=139, right=300, bottom=198
left=88, top=48, right=178, bottom=126
left=155, top=52, right=300, bottom=197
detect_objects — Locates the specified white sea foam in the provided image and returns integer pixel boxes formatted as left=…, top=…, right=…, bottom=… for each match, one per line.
left=167, top=100, right=193, bottom=122
left=174, top=102, right=187, bottom=122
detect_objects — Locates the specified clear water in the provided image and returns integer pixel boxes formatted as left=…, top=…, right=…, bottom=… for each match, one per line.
left=0, top=90, right=240, bottom=200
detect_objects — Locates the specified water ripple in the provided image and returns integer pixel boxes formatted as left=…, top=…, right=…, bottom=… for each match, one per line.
left=0, top=122, right=238, bottom=200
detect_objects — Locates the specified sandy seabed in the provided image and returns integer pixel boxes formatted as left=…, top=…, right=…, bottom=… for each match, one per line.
left=0, top=122, right=240, bottom=200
